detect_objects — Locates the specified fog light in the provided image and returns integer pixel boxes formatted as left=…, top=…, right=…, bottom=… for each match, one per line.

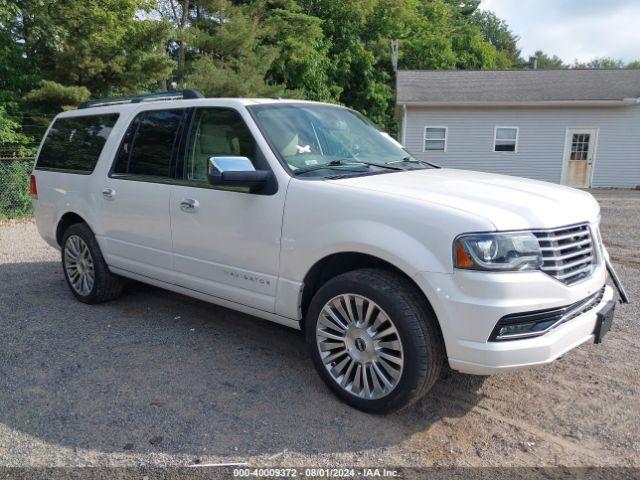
left=496, top=320, right=556, bottom=340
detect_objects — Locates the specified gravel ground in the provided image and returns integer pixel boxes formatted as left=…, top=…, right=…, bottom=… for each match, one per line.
left=0, top=189, right=638, bottom=469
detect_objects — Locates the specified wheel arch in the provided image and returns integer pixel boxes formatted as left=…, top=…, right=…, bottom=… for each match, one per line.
left=299, top=252, right=444, bottom=344
left=56, top=212, right=90, bottom=246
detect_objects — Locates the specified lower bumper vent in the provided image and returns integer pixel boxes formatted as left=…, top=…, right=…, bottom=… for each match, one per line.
left=489, top=286, right=606, bottom=342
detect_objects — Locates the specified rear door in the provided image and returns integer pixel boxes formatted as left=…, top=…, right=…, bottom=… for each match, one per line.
left=169, top=107, right=285, bottom=312
left=97, top=108, right=187, bottom=283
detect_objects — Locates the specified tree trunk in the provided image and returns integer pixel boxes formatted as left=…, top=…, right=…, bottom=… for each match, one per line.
left=177, top=0, right=190, bottom=86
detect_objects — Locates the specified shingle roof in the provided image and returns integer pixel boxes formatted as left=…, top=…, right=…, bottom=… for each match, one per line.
left=396, top=69, right=640, bottom=104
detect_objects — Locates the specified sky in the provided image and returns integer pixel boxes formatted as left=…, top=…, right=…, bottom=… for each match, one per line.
left=480, top=0, right=640, bottom=64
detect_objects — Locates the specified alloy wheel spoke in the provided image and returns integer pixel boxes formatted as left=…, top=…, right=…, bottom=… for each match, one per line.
left=322, top=350, right=347, bottom=365
left=369, top=363, right=385, bottom=394
left=354, top=297, right=365, bottom=324
left=378, top=357, right=402, bottom=380
left=377, top=339, right=401, bottom=351
left=331, top=355, right=351, bottom=378
left=362, top=364, right=371, bottom=397
left=340, top=359, right=356, bottom=387
left=373, top=361, right=394, bottom=389
left=332, top=298, right=352, bottom=326
left=316, top=329, right=345, bottom=341
left=362, top=301, right=377, bottom=327
left=342, top=295, right=357, bottom=324
left=319, top=340, right=345, bottom=351
left=322, top=306, right=348, bottom=331
left=373, top=325, right=396, bottom=340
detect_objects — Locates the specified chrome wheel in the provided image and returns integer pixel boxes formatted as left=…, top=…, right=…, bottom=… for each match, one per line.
left=316, top=294, right=404, bottom=400
left=64, top=235, right=95, bottom=296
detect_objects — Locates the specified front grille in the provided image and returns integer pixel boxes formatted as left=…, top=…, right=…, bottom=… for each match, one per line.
left=533, top=223, right=596, bottom=285
left=490, top=286, right=606, bottom=341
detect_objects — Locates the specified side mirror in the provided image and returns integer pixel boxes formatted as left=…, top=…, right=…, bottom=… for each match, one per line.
left=207, top=156, right=271, bottom=192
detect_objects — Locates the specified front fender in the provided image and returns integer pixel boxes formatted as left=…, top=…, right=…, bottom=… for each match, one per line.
left=280, top=219, right=448, bottom=283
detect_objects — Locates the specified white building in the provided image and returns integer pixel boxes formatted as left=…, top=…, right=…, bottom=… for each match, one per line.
left=397, top=69, right=640, bottom=188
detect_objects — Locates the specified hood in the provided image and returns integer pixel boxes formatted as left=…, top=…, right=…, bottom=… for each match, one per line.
left=328, top=168, right=600, bottom=231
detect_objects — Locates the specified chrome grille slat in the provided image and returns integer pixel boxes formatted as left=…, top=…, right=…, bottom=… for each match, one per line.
left=539, top=239, right=592, bottom=251
left=544, top=248, right=592, bottom=262
left=555, top=264, right=594, bottom=280
left=533, top=223, right=596, bottom=285
left=537, top=231, right=590, bottom=242
left=542, top=256, right=594, bottom=271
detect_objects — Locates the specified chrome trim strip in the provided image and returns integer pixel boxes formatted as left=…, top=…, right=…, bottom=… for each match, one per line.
left=492, top=286, right=606, bottom=341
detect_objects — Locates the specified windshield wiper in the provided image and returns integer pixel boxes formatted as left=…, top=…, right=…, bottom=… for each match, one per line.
left=386, top=156, right=441, bottom=168
left=294, top=159, right=402, bottom=175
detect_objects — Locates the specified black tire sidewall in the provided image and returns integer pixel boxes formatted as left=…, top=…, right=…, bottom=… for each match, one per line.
left=306, top=270, right=438, bottom=414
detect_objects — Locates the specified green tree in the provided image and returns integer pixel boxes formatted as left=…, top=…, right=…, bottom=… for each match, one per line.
left=573, top=57, right=628, bottom=69
left=261, top=0, right=339, bottom=102
left=531, top=50, right=566, bottom=69
left=470, top=9, right=521, bottom=66
left=181, top=0, right=286, bottom=97
left=23, top=81, right=91, bottom=110
left=0, top=1, right=38, bottom=104
left=0, top=106, right=32, bottom=155
left=13, top=0, right=174, bottom=96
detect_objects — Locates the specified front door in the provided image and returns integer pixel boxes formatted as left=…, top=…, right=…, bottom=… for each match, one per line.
left=169, top=107, right=286, bottom=313
left=563, top=128, right=597, bottom=188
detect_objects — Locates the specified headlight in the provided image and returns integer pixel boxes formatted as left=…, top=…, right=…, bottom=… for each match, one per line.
left=454, top=232, right=543, bottom=271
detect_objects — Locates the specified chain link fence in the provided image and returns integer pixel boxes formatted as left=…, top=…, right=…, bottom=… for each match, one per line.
left=0, top=158, right=35, bottom=220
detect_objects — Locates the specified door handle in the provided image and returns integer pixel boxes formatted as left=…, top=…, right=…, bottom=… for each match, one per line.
left=180, top=198, right=199, bottom=212
left=102, top=188, right=116, bottom=199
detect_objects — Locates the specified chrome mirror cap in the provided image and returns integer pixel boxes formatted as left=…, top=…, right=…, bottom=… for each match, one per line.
left=208, top=156, right=256, bottom=174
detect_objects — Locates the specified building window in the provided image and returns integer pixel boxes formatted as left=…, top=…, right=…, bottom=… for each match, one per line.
left=494, top=127, right=518, bottom=152
left=424, top=127, right=447, bottom=152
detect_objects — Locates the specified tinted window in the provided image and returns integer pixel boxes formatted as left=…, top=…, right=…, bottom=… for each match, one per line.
left=114, top=109, right=184, bottom=177
left=185, top=108, right=256, bottom=182
left=37, top=114, right=119, bottom=173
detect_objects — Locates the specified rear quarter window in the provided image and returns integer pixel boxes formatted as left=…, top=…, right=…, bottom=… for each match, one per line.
left=36, top=113, right=119, bottom=174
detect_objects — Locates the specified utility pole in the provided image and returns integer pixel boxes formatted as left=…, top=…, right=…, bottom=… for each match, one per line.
left=529, top=55, right=538, bottom=70
left=391, top=39, right=399, bottom=72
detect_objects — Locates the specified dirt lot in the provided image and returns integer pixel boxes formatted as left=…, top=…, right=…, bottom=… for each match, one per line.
left=0, top=189, right=638, bottom=469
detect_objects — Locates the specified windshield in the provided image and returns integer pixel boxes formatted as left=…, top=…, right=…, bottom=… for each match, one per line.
left=248, top=103, right=430, bottom=177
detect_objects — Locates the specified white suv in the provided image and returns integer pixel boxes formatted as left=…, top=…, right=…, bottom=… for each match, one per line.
left=31, top=91, right=619, bottom=413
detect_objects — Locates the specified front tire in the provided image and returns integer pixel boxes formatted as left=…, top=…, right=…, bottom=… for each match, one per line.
left=61, top=223, right=124, bottom=304
left=306, top=268, right=444, bottom=414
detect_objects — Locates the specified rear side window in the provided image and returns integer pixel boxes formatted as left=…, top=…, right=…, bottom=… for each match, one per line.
left=36, top=114, right=119, bottom=174
left=113, top=109, right=185, bottom=177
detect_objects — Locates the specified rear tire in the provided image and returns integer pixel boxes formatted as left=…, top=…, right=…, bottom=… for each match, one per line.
left=306, top=268, right=444, bottom=414
left=61, top=223, right=124, bottom=304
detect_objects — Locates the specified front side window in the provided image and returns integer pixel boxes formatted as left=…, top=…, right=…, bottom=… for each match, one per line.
left=37, top=114, right=119, bottom=173
left=185, top=108, right=256, bottom=182
left=113, top=109, right=185, bottom=177
left=249, top=103, right=427, bottom=177
left=494, top=127, right=518, bottom=152
left=424, top=127, right=447, bottom=152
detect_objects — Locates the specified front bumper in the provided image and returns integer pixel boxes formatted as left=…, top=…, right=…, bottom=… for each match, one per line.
left=413, top=264, right=612, bottom=375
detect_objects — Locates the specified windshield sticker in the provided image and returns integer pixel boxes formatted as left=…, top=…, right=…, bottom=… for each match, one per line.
left=304, top=159, right=319, bottom=165
left=296, top=144, right=312, bottom=154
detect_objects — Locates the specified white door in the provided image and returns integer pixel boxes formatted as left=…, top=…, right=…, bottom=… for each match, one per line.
left=562, top=128, right=597, bottom=188
left=169, top=107, right=286, bottom=312
left=99, top=108, right=187, bottom=283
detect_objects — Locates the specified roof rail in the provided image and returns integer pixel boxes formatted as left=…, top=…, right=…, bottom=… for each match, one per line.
left=78, top=88, right=205, bottom=109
